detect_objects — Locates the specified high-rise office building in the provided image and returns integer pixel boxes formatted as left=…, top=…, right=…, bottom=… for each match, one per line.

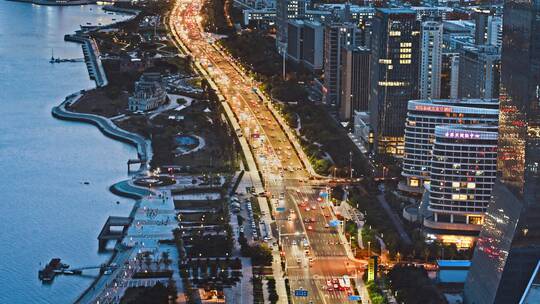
left=287, top=20, right=303, bottom=62
left=302, top=21, right=324, bottom=71
left=400, top=99, right=499, bottom=197
left=339, top=46, right=370, bottom=121
left=322, top=21, right=358, bottom=107
left=473, top=9, right=502, bottom=49
left=487, top=16, right=502, bottom=49
left=474, top=9, right=492, bottom=45
left=423, top=124, right=498, bottom=248
left=419, top=21, right=443, bottom=99
left=440, top=52, right=459, bottom=99
left=458, top=45, right=500, bottom=99
left=276, top=0, right=310, bottom=51
left=464, top=1, right=540, bottom=303
left=369, top=8, right=420, bottom=156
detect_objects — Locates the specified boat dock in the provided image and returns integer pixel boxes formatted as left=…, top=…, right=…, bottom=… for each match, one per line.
left=38, top=258, right=118, bottom=283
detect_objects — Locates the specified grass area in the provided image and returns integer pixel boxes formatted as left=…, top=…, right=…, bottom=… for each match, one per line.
left=183, top=234, right=233, bottom=258
left=278, top=102, right=370, bottom=176
left=120, top=281, right=176, bottom=304
left=179, top=257, right=242, bottom=288
left=253, top=277, right=264, bottom=304
left=239, top=233, right=273, bottom=266
left=174, top=199, right=224, bottom=210
left=388, top=265, right=446, bottom=304
left=149, top=98, right=238, bottom=172
left=178, top=212, right=227, bottom=225
left=365, top=280, right=388, bottom=304
left=349, top=187, right=400, bottom=256
left=69, top=88, right=129, bottom=118
left=200, top=0, right=234, bottom=34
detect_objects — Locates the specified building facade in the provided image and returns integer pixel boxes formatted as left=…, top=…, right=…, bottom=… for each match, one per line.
left=339, top=46, right=370, bottom=121
left=458, top=45, right=500, bottom=99
left=369, top=8, right=420, bottom=156
left=464, top=0, right=540, bottom=303
left=302, top=21, right=324, bottom=71
left=400, top=99, right=499, bottom=196
left=419, top=21, right=443, bottom=99
left=276, top=0, right=310, bottom=51
left=128, top=73, right=167, bottom=112
left=322, top=21, right=357, bottom=107
left=423, top=125, right=498, bottom=248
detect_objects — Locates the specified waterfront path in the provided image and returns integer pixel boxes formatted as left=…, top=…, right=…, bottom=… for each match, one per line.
left=77, top=190, right=179, bottom=304
left=52, top=93, right=152, bottom=172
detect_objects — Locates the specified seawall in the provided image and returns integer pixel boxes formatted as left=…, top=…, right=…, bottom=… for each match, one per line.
left=52, top=93, right=152, bottom=171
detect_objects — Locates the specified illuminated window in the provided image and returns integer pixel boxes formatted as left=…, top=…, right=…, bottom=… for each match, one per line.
left=389, top=31, right=401, bottom=37
left=400, top=54, right=411, bottom=59
left=409, top=179, right=419, bottom=187
left=379, top=59, right=392, bottom=64
left=468, top=216, right=483, bottom=225
left=452, top=182, right=460, bottom=188
left=400, top=60, right=411, bottom=64
left=452, top=194, right=468, bottom=201
left=467, top=182, right=476, bottom=189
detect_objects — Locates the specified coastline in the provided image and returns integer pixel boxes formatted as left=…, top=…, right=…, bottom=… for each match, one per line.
left=51, top=93, right=152, bottom=172
left=7, top=0, right=96, bottom=6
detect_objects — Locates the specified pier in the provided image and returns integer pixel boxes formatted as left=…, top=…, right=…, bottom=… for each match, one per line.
left=64, top=33, right=107, bottom=87
left=38, top=258, right=120, bottom=283
left=97, top=216, right=132, bottom=251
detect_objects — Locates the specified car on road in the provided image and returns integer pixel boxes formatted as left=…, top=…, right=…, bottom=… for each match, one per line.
left=307, top=225, right=313, bottom=231
left=296, top=257, right=301, bottom=264
left=325, top=224, right=330, bottom=228
left=305, top=207, right=310, bottom=211
left=292, top=240, right=297, bottom=246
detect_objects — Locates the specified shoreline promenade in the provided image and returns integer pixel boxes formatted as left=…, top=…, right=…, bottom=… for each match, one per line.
left=52, top=93, right=152, bottom=172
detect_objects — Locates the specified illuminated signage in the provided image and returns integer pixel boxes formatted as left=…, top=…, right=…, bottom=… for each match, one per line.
left=368, top=256, right=378, bottom=281
left=414, top=105, right=453, bottom=113
left=444, top=131, right=481, bottom=139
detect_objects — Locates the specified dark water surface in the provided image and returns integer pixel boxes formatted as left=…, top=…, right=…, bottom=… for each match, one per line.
left=0, top=2, right=135, bottom=303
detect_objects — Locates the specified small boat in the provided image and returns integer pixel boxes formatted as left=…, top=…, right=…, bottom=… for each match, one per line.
left=83, top=181, right=90, bottom=185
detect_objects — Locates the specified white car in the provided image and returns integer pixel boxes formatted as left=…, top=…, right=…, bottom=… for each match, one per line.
left=292, top=240, right=297, bottom=246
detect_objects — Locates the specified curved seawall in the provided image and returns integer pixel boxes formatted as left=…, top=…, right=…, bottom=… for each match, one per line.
left=52, top=93, right=152, bottom=171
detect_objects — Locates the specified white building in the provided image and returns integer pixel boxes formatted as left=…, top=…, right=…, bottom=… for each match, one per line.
left=487, top=15, right=502, bottom=49
left=400, top=99, right=499, bottom=196
left=423, top=124, right=498, bottom=248
left=128, top=73, right=167, bottom=112
left=419, top=21, right=443, bottom=99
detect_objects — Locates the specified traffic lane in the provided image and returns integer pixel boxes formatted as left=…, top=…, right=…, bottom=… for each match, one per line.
left=287, top=269, right=325, bottom=304
left=316, top=278, right=355, bottom=304
left=290, top=191, right=346, bottom=257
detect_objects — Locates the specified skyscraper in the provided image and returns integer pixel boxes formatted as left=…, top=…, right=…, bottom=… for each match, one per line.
left=464, top=1, right=540, bottom=303
left=419, top=21, right=443, bottom=99
left=339, top=46, right=370, bottom=121
left=276, top=0, right=310, bottom=51
left=369, top=8, right=420, bottom=156
left=322, top=21, right=358, bottom=107
left=458, top=45, right=500, bottom=99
